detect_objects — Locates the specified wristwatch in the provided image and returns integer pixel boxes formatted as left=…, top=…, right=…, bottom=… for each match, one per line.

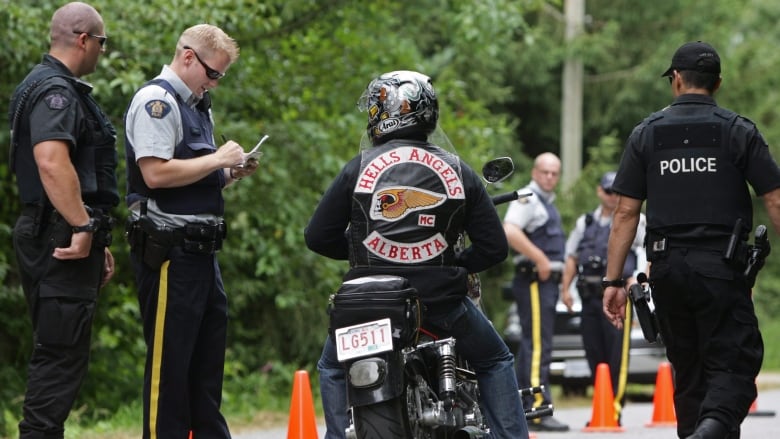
left=601, top=277, right=625, bottom=289
left=72, top=217, right=98, bottom=234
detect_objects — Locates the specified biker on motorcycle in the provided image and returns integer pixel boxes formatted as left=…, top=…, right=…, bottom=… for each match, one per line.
left=304, top=70, right=530, bottom=438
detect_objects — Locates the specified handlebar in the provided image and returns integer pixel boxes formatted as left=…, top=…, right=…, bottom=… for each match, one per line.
left=491, top=191, right=532, bottom=206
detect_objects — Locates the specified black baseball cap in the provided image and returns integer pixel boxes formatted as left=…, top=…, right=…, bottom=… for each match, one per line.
left=661, top=41, right=721, bottom=77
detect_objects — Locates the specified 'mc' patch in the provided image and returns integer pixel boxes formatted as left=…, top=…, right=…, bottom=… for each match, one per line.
left=145, top=100, right=171, bottom=119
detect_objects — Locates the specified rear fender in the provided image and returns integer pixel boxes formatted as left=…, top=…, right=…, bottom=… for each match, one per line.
left=347, top=349, right=405, bottom=407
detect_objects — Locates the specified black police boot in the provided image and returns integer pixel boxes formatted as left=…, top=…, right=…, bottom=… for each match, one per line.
left=685, top=418, right=729, bottom=439
left=528, top=416, right=570, bottom=432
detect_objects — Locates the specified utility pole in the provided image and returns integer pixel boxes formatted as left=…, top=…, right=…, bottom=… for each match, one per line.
left=560, top=0, right=584, bottom=188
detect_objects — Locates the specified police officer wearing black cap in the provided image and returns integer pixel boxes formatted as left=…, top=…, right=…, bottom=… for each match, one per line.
left=561, top=171, right=646, bottom=424
left=603, top=41, right=780, bottom=439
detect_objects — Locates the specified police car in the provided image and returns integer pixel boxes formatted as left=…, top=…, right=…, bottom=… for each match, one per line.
left=503, top=289, right=667, bottom=396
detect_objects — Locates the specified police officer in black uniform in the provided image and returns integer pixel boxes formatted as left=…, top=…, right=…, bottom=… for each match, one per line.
left=306, top=70, right=529, bottom=439
left=8, top=3, right=118, bottom=438
left=124, top=24, right=256, bottom=438
left=603, top=41, right=780, bottom=439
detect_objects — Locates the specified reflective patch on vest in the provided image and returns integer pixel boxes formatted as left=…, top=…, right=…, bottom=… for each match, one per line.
left=654, top=123, right=720, bottom=150
left=354, top=146, right=465, bottom=199
left=43, top=93, right=69, bottom=110
left=659, top=157, right=718, bottom=175
left=363, top=230, right=448, bottom=263
left=145, top=100, right=172, bottom=119
left=372, top=186, right=445, bottom=221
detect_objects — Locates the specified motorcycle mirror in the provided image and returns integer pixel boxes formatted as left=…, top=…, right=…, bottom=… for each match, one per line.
left=482, top=157, right=514, bottom=184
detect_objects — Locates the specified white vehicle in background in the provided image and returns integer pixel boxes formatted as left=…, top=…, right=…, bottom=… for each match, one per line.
left=502, top=287, right=667, bottom=396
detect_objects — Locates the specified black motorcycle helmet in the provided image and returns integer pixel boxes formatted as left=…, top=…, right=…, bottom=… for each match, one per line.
left=357, top=70, right=439, bottom=146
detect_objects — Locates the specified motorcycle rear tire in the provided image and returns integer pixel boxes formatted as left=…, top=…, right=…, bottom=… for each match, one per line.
left=353, top=398, right=410, bottom=439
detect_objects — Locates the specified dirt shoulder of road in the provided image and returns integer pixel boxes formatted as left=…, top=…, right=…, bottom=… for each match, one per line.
left=758, top=370, right=780, bottom=391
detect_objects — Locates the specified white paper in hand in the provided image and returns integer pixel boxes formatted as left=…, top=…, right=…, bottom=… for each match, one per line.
left=243, top=134, right=268, bottom=164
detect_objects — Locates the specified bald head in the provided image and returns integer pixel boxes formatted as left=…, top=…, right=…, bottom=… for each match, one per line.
left=534, top=152, right=560, bottom=169
left=531, top=152, right=561, bottom=193
left=50, top=2, right=103, bottom=49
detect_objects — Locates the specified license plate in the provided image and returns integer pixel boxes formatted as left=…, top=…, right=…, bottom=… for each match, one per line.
left=335, top=318, right=394, bottom=362
left=563, top=358, right=591, bottom=378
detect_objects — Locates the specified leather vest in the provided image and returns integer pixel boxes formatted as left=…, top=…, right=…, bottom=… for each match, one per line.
left=643, top=107, right=752, bottom=231
left=576, top=213, right=636, bottom=278
left=524, top=188, right=565, bottom=261
left=125, top=79, right=225, bottom=215
left=10, top=58, right=119, bottom=208
left=348, top=141, right=466, bottom=268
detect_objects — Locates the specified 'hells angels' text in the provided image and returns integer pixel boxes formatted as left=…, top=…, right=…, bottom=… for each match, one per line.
left=355, top=146, right=465, bottom=198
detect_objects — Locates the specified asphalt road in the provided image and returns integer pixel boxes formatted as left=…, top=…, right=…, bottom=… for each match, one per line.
left=233, top=375, right=780, bottom=439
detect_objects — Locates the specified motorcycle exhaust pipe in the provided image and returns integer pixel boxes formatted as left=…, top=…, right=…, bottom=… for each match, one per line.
left=453, top=426, right=488, bottom=439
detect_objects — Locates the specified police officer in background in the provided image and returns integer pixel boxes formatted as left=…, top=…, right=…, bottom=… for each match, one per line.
left=561, top=171, right=646, bottom=424
left=306, top=70, right=528, bottom=438
left=124, top=24, right=257, bottom=438
left=503, top=152, right=570, bottom=432
left=8, top=3, right=117, bottom=437
left=603, top=41, right=780, bottom=439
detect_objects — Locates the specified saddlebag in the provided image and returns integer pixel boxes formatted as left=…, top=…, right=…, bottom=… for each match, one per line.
left=328, top=275, right=421, bottom=346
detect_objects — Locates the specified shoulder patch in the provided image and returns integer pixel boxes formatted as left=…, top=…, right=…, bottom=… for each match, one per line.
left=145, top=100, right=172, bottom=119
left=518, top=196, right=530, bottom=204
left=43, top=93, right=70, bottom=110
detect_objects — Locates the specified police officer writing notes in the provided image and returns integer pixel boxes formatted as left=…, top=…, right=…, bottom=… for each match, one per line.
left=560, top=171, right=646, bottom=424
left=503, top=152, right=569, bottom=432
left=8, top=3, right=118, bottom=438
left=305, top=70, right=529, bottom=438
left=124, top=24, right=257, bottom=438
left=603, top=41, right=780, bottom=439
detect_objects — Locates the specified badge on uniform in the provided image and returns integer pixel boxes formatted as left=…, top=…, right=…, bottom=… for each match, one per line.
left=44, top=93, right=70, bottom=110
left=145, top=100, right=171, bottom=119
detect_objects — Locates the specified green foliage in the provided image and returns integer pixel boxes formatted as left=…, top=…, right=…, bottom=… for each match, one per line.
left=2, top=1, right=780, bottom=435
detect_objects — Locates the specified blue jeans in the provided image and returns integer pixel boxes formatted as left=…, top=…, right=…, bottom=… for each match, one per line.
left=318, top=297, right=529, bottom=439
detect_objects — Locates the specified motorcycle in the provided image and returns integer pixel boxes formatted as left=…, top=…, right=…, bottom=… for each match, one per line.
left=328, top=158, right=551, bottom=439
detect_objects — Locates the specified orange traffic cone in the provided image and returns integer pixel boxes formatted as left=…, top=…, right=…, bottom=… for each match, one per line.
left=646, top=361, right=676, bottom=427
left=583, top=363, right=624, bottom=432
left=287, top=370, right=319, bottom=439
left=748, top=385, right=777, bottom=417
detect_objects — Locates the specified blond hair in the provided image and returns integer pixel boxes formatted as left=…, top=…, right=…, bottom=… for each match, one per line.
left=176, top=24, right=239, bottom=63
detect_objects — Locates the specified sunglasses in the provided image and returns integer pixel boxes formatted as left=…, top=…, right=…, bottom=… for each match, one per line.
left=604, top=188, right=615, bottom=195
left=183, top=45, right=225, bottom=80
left=666, top=70, right=677, bottom=84
left=73, top=30, right=107, bottom=47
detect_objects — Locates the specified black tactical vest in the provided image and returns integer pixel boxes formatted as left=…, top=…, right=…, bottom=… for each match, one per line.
left=643, top=107, right=752, bottom=231
left=9, top=57, right=119, bottom=209
left=576, top=213, right=636, bottom=278
left=125, top=79, right=225, bottom=215
left=348, top=140, right=466, bottom=268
